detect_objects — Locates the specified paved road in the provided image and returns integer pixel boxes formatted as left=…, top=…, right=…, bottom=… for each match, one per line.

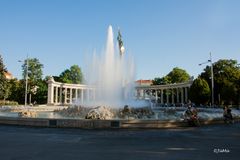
left=0, top=124, right=239, bottom=160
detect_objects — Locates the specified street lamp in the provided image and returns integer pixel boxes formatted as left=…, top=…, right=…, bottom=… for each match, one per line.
left=199, top=52, right=214, bottom=106
left=18, top=55, right=29, bottom=107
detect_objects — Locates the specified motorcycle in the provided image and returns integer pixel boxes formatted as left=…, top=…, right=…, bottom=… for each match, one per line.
left=189, top=114, right=200, bottom=126
left=184, top=112, right=200, bottom=127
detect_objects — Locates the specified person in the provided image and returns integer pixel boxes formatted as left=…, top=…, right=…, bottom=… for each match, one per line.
left=223, top=106, right=233, bottom=123
left=184, top=105, right=200, bottom=126
left=184, top=105, right=193, bottom=119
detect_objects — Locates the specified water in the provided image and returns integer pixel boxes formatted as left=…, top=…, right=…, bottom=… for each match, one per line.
left=83, top=25, right=137, bottom=107
left=0, top=111, right=64, bottom=119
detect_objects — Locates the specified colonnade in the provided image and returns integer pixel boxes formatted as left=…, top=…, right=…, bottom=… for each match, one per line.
left=47, top=77, right=95, bottom=105
left=47, top=76, right=193, bottom=106
left=135, top=81, right=192, bottom=105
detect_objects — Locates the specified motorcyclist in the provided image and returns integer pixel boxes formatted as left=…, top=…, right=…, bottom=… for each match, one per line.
left=184, top=104, right=200, bottom=126
left=223, top=106, right=233, bottom=123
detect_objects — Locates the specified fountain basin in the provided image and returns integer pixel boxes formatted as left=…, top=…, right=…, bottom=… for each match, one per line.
left=0, top=116, right=239, bottom=129
left=1, top=105, right=240, bottom=129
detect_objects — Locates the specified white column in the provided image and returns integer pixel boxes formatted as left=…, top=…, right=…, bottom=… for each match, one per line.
left=70, top=88, right=73, bottom=104
left=64, top=88, right=67, bottom=104
left=60, top=87, right=62, bottom=104
left=155, top=90, right=158, bottom=103
left=55, top=86, right=58, bottom=104
left=135, top=89, right=138, bottom=99
left=161, top=89, right=164, bottom=104
left=75, top=89, right=78, bottom=101
left=47, top=84, right=54, bottom=105
left=81, top=89, right=84, bottom=104
left=140, top=89, right=144, bottom=99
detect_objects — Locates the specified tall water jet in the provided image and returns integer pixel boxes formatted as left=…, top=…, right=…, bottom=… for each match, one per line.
left=84, top=25, right=136, bottom=107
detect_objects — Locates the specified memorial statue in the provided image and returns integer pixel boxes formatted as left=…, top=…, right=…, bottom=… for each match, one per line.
left=117, top=28, right=125, bottom=57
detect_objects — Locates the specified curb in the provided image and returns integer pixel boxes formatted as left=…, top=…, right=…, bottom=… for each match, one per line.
left=0, top=116, right=239, bottom=129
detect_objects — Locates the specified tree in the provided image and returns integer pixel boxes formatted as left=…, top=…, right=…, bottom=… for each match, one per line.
left=59, top=65, right=83, bottom=84
left=152, top=67, right=190, bottom=85
left=22, top=58, right=44, bottom=104
left=167, top=67, right=190, bottom=83
left=0, top=54, right=7, bottom=100
left=189, top=78, right=210, bottom=105
left=2, top=81, right=11, bottom=101
left=22, top=58, right=43, bottom=85
left=152, top=76, right=170, bottom=85
left=7, top=79, right=25, bottom=104
left=220, top=81, right=238, bottom=105
left=200, top=59, right=240, bottom=105
left=31, top=78, right=48, bottom=104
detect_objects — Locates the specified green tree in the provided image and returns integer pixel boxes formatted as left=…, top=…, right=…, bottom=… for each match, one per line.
left=152, top=76, right=170, bottom=85
left=59, top=65, right=83, bottom=84
left=200, top=59, right=240, bottom=105
left=2, top=81, right=11, bottom=101
left=0, top=54, right=8, bottom=100
left=220, top=82, right=238, bottom=105
left=31, top=78, right=48, bottom=104
left=189, top=78, right=210, bottom=105
left=167, top=67, right=190, bottom=83
left=8, top=79, right=25, bottom=104
left=153, top=67, right=190, bottom=85
left=22, top=58, right=43, bottom=85
left=22, top=58, right=44, bottom=104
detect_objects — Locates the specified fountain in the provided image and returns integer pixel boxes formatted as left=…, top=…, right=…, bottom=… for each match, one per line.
left=0, top=26, right=239, bottom=128
left=83, top=25, right=136, bottom=107
left=60, top=25, right=151, bottom=120
left=53, top=25, right=240, bottom=121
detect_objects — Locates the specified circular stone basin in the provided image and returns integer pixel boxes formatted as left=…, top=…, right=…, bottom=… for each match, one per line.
left=0, top=105, right=240, bottom=121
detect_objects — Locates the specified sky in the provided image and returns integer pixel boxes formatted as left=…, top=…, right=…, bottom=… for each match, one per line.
left=0, top=0, right=240, bottom=80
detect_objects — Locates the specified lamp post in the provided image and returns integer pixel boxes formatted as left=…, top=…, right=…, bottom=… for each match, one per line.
left=199, top=52, right=214, bottom=106
left=18, top=55, right=29, bottom=107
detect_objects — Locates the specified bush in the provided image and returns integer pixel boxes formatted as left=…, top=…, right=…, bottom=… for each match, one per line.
left=0, top=100, right=18, bottom=106
left=189, top=78, right=210, bottom=105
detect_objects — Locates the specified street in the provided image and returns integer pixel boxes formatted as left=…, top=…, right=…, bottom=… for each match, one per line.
left=0, top=123, right=239, bottom=160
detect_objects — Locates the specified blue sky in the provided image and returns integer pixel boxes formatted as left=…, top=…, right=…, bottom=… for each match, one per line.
left=0, top=0, right=240, bottom=80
